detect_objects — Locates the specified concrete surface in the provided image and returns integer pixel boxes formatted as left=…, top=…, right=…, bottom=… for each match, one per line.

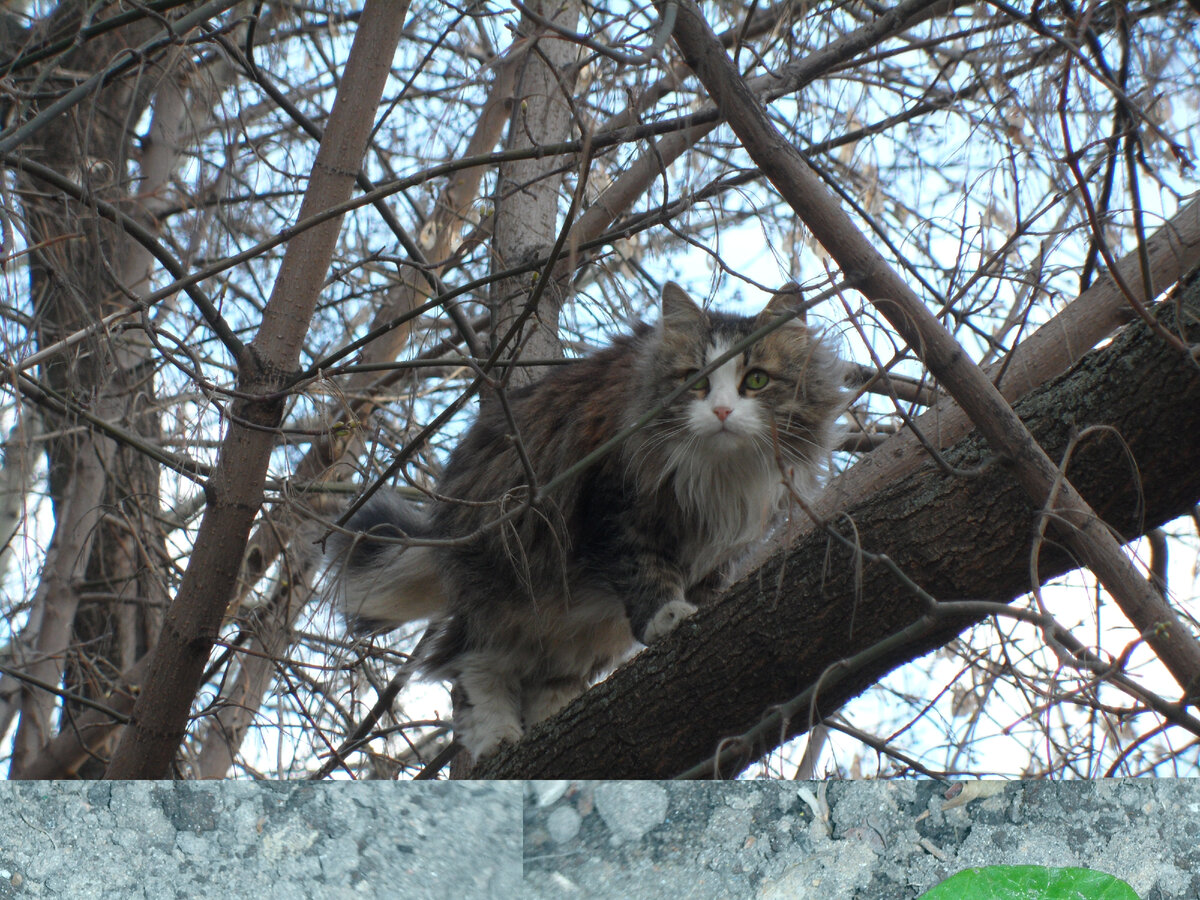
left=0, top=780, right=1194, bottom=898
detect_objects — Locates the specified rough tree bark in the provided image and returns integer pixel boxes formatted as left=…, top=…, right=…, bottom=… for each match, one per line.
left=812, top=195, right=1200, bottom=530
left=479, top=277, right=1200, bottom=777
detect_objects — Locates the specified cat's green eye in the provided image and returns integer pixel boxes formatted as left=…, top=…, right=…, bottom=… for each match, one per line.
left=684, top=370, right=709, bottom=392
left=743, top=369, right=770, bottom=390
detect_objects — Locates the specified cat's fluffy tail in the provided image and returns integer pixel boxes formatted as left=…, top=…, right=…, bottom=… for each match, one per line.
left=326, top=490, right=446, bottom=633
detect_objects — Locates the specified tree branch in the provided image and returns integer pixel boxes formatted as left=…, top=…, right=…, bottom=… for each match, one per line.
left=479, top=254, right=1200, bottom=778
left=102, top=0, right=413, bottom=779
left=661, top=0, right=1200, bottom=696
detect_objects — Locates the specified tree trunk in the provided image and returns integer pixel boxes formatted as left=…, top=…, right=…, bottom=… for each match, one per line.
left=448, top=1, right=582, bottom=777
left=6, top=2, right=165, bottom=777
left=487, top=0, right=581, bottom=382
left=102, top=0, right=412, bottom=779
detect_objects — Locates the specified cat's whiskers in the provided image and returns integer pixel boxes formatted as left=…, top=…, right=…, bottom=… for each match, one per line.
left=749, top=431, right=805, bottom=483
left=624, top=415, right=692, bottom=489
left=636, top=424, right=699, bottom=492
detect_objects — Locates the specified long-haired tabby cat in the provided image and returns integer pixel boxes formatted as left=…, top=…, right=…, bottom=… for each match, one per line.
left=330, top=282, right=846, bottom=761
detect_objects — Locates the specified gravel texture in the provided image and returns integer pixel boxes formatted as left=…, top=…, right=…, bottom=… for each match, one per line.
left=0, top=781, right=518, bottom=899
left=1, top=779, right=1195, bottom=898
left=524, top=780, right=1200, bottom=899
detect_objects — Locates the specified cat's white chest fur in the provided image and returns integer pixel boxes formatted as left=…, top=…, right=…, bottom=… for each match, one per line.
left=671, top=449, right=784, bottom=581
left=672, top=342, right=791, bottom=566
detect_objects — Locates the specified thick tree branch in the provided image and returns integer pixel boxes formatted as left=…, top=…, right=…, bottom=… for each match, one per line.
left=813, top=194, right=1200, bottom=528
left=660, top=0, right=1200, bottom=696
left=234, top=38, right=525, bottom=610
left=479, top=241, right=1200, bottom=778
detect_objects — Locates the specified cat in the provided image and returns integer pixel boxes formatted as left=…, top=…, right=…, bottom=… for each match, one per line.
left=329, top=282, right=847, bottom=761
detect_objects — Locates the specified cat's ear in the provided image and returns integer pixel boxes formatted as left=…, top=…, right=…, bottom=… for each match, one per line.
left=661, top=282, right=704, bottom=328
left=756, top=283, right=807, bottom=330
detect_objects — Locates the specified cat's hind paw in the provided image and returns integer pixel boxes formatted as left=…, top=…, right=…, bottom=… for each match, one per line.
left=640, top=599, right=697, bottom=644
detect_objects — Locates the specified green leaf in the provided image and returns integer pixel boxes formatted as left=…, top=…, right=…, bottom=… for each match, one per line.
left=916, top=866, right=1140, bottom=900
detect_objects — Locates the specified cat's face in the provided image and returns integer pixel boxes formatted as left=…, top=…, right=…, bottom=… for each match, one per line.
left=647, top=282, right=841, bottom=468
left=678, top=336, right=772, bottom=445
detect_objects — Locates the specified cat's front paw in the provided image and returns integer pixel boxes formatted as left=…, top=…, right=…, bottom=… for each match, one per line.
left=461, top=720, right=524, bottom=761
left=640, top=599, right=697, bottom=644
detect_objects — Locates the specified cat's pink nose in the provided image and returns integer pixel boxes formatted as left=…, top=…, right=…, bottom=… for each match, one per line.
left=713, top=406, right=732, bottom=422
